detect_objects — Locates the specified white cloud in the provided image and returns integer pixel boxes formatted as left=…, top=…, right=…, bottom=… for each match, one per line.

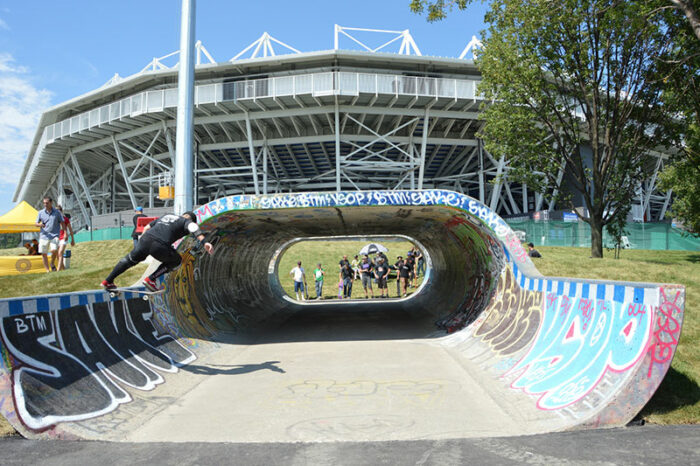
left=0, top=53, right=52, bottom=196
left=0, top=17, right=8, bottom=31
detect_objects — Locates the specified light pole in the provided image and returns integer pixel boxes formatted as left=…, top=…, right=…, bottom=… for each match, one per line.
left=174, top=0, right=196, bottom=214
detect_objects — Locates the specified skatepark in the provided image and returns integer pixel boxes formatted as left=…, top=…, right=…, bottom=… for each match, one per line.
left=0, top=190, right=686, bottom=442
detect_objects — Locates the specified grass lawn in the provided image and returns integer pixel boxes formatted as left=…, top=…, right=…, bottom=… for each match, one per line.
left=0, top=240, right=148, bottom=299
left=277, top=239, right=424, bottom=300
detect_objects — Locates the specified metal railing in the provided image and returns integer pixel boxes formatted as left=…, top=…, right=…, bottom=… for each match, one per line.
left=39, top=71, right=481, bottom=148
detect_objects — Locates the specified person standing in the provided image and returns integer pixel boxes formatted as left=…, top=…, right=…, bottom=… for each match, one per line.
left=415, top=248, right=425, bottom=278
left=132, top=206, right=147, bottom=247
left=406, top=251, right=417, bottom=289
left=351, top=255, right=360, bottom=280
left=290, top=261, right=307, bottom=300
left=313, top=263, right=325, bottom=299
left=340, top=262, right=354, bottom=299
left=398, top=257, right=411, bottom=297
left=102, top=212, right=213, bottom=291
left=394, top=256, right=404, bottom=297
left=359, top=255, right=374, bottom=299
left=35, top=197, right=65, bottom=273
left=56, top=207, right=75, bottom=271
left=374, top=257, right=390, bottom=298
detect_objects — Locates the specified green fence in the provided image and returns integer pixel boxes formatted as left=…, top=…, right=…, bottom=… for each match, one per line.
left=74, top=228, right=133, bottom=243
left=505, top=220, right=700, bottom=251
left=74, top=222, right=700, bottom=252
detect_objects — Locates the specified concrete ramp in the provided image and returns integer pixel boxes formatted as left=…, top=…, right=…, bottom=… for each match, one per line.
left=0, top=190, right=685, bottom=441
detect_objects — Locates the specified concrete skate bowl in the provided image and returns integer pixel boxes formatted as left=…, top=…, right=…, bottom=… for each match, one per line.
left=0, top=190, right=685, bottom=441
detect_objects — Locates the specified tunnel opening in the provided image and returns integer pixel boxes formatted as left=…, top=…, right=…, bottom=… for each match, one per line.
left=163, top=201, right=508, bottom=342
left=271, top=235, right=432, bottom=304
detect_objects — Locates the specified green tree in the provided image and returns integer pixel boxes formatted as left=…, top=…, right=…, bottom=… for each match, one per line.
left=655, top=2, right=700, bottom=235
left=414, top=0, right=679, bottom=258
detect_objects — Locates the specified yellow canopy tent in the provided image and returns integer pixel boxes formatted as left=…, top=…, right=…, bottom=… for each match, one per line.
left=0, top=201, right=40, bottom=233
left=0, top=201, right=44, bottom=276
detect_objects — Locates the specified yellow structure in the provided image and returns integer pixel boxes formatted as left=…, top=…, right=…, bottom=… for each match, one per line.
left=0, top=201, right=43, bottom=276
left=0, top=256, right=44, bottom=276
left=158, top=186, right=175, bottom=200
left=0, top=201, right=40, bottom=233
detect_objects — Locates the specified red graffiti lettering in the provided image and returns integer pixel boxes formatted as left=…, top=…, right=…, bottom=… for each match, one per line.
left=646, top=288, right=683, bottom=377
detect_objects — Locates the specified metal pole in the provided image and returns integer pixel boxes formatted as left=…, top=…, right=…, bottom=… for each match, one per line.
left=335, top=102, right=341, bottom=191
left=174, top=0, right=196, bottom=215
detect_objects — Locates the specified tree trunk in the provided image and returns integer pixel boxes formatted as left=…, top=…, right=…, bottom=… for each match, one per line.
left=590, top=217, right=604, bottom=258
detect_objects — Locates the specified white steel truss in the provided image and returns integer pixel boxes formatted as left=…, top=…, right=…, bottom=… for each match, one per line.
left=231, top=32, right=301, bottom=60
left=334, top=25, right=421, bottom=55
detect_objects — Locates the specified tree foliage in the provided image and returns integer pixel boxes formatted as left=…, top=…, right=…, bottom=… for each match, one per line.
left=474, top=0, right=679, bottom=258
left=655, top=1, right=700, bottom=235
left=409, top=0, right=473, bottom=22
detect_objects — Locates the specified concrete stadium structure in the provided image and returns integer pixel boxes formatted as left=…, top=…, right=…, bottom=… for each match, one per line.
left=0, top=190, right=685, bottom=440
left=12, top=28, right=675, bottom=229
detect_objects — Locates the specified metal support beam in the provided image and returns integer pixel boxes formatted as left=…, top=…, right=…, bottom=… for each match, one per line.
left=64, top=165, right=90, bottom=228
left=659, top=189, right=673, bottom=221
left=244, top=113, right=260, bottom=195
left=478, top=139, right=485, bottom=203
left=335, top=102, right=341, bottom=191
left=174, top=0, right=196, bottom=214
left=112, top=137, right=138, bottom=208
left=68, top=150, right=98, bottom=216
left=418, top=111, right=429, bottom=189
left=263, top=144, right=268, bottom=195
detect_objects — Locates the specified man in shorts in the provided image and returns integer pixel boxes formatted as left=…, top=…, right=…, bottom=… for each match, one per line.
left=359, top=255, right=374, bottom=299
left=35, top=197, right=65, bottom=272
left=290, top=261, right=307, bottom=300
left=406, top=251, right=417, bottom=288
left=56, top=206, right=75, bottom=271
left=398, top=256, right=411, bottom=297
left=374, top=257, right=390, bottom=298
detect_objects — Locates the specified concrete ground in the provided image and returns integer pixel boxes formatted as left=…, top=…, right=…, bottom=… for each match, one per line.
left=2, top=425, right=699, bottom=465
left=103, top=308, right=539, bottom=443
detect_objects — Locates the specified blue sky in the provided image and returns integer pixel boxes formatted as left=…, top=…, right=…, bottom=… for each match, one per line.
left=0, top=0, right=488, bottom=215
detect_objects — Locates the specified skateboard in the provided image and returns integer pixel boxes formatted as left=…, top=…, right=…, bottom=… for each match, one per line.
left=108, top=287, right=165, bottom=300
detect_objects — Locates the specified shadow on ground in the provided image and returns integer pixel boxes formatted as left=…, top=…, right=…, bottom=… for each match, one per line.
left=638, top=367, right=700, bottom=420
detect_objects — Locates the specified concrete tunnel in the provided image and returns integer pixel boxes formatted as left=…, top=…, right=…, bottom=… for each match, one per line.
left=0, top=189, right=686, bottom=441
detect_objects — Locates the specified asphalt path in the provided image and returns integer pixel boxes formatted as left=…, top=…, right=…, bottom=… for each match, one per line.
left=2, top=424, right=698, bottom=465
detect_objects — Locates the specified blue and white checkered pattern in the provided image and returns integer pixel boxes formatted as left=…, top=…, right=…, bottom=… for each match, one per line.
left=511, top=262, right=656, bottom=306
left=0, top=288, right=147, bottom=318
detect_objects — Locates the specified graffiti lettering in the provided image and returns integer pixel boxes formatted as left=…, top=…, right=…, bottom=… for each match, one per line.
left=646, top=287, right=683, bottom=377
left=196, top=190, right=531, bottom=264
left=0, top=299, right=195, bottom=431
left=505, top=292, right=652, bottom=410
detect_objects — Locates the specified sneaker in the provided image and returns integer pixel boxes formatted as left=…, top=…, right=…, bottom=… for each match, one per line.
left=143, top=277, right=160, bottom=292
left=101, top=280, right=116, bottom=291
left=51, top=266, right=57, bottom=272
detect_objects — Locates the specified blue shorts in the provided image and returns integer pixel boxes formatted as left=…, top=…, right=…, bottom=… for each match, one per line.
left=294, top=281, right=304, bottom=292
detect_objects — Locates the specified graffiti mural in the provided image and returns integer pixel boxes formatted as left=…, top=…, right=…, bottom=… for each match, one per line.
left=475, top=267, right=542, bottom=356
left=194, top=189, right=533, bottom=272
left=0, top=298, right=194, bottom=431
left=504, top=293, right=652, bottom=410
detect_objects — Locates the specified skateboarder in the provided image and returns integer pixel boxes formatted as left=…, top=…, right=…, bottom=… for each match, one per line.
left=101, top=211, right=213, bottom=292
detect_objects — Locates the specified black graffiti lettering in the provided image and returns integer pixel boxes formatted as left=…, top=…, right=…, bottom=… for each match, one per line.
left=1, top=311, right=118, bottom=429
left=1, top=299, right=196, bottom=431
left=126, top=299, right=195, bottom=365
left=57, top=306, right=156, bottom=391
left=91, top=301, right=176, bottom=372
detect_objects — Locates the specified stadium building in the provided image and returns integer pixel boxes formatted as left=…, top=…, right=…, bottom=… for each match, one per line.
left=14, top=26, right=673, bottom=231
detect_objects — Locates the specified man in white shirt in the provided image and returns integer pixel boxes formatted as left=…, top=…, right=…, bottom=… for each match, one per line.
left=289, top=261, right=307, bottom=300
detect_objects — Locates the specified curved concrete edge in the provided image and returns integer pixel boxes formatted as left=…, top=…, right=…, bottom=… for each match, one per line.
left=0, top=189, right=686, bottom=440
left=438, top=265, right=685, bottom=432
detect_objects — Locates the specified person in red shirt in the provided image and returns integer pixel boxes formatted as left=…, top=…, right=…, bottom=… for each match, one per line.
left=56, top=206, right=75, bottom=271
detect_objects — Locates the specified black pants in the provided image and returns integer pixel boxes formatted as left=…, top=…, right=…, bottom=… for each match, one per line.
left=106, top=236, right=181, bottom=283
